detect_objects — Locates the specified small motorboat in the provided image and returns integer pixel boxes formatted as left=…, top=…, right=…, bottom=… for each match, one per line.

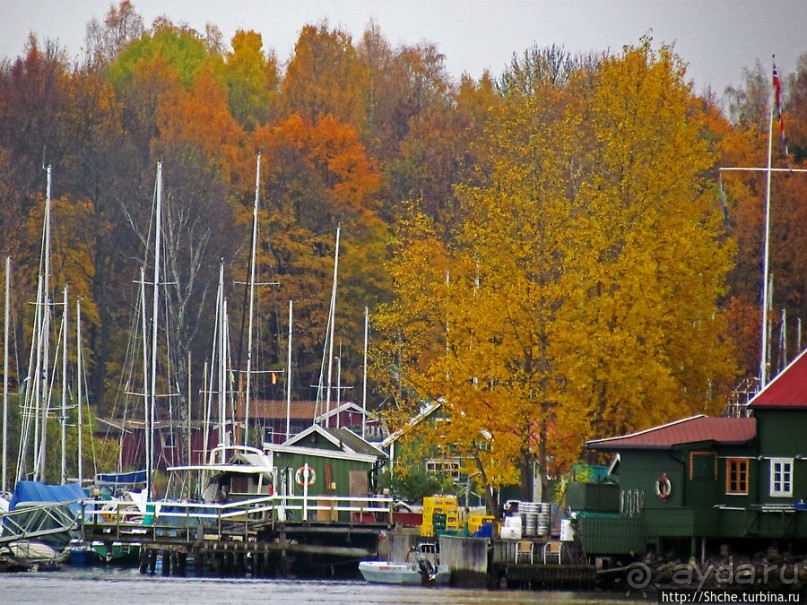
left=358, top=543, right=450, bottom=586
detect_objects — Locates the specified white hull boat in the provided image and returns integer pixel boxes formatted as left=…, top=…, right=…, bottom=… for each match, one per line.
left=359, top=543, right=450, bottom=585
left=358, top=560, right=451, bottom=585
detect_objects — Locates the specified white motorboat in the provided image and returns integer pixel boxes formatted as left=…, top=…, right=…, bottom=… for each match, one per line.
left=358, top=543, right=450, bottom=586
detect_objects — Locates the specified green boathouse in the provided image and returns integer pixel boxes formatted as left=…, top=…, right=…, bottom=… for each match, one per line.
left=577, top=349, right=807, bottom=559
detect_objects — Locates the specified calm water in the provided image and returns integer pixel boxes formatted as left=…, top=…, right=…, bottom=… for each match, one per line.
left=2, top=567, right=638, bottom=604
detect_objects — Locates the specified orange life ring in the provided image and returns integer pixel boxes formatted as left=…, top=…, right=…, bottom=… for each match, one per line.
left=295, top=464, right=316, bottom=487
left=655, top=473, right=672, bottom=501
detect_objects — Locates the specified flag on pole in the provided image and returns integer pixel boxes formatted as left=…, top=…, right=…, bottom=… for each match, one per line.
left=773, top=61, right=790, bottom=159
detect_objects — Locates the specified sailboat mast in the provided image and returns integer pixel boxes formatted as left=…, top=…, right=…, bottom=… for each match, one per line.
left=245, top=152, right=261, bottom=447
left=139, top=267, right=149, bottom=483
left=60, top=285, right=68, bottom=485
left=324, top=226, right=340, bottom=424
left=148, top=162, right=163, bottom=498
left=77, top=297, right=83, bottom=486
left=38, top=165, right=53, bottom=481
left=286, top=299, right=293, bottom=441
left=21, top=275, right=43, bottom=482
left=217, top=263, right=226, bottom=462
left=187, top=350, right=192, bottom=466
left=362, top=306, right=368, bottom=440
left=2, top=256, right=9, bottom=493
left=336, top=353, right=341, bottom=429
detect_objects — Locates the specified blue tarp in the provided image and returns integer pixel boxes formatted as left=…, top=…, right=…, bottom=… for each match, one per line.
left=9, top=481, right=86, bottom=515
left=95, top=470, right=147, bottom=488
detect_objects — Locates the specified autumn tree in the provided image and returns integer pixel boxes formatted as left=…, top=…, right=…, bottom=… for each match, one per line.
left=251, top=114, right=386, bottom=399
left=0, top=38, right=68, bottom=210
left=84, top=0, right=144, bottom=68
left=385, top=73, right=497, bottom=236
left=358, top=35, right=453, bottom=164
left=377, top=43, right=737, bottom=506
left=221, top=29, right=280, bottom=131
left=558, top=44, right=736, bottom=452
left=281, top=23, right=367, bottom=129
left=788, top=53, right=807, bottom=163
left=376, top=70, right=579, bottom=508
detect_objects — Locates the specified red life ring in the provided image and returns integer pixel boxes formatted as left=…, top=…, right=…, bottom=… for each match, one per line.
left=295, top=464, right=316, bottom=487
left=655, top=473, right=672, bottom=501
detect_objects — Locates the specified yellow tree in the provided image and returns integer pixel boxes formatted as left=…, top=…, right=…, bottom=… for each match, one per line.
left=378, top=43, right=737, bottom=506
left=556, top=43, right=736, bottom=453
left=377, top=77, right=579, bottom=507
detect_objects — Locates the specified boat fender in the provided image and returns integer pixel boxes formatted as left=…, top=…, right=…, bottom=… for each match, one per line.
left=655, top=473, right=671, bottom=501
left=295, top=464, right=316, bottom=487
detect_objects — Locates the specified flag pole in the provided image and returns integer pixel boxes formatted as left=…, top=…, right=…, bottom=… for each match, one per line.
left=721, top=59, right=807, bottom=389
left=760, top=56, right=775, bottom=387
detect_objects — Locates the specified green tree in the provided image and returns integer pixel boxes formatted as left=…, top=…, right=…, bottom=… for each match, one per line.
left=221, top=29, right=280, bottom=131
left=107, top=19, right=211, bottom=92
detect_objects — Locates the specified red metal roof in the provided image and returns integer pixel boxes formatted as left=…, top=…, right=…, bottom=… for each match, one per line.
left=248, top=400, right=317, bottom=420
left=586, top=415, right=757, bottom=450
left=750, top=350, right=807, bottom=409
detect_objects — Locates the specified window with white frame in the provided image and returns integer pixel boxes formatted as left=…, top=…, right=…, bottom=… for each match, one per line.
left=769, top=458, right=793, bottom=497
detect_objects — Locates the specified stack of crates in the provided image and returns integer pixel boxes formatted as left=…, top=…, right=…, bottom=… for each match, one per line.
left=421, top=495, right=460, bottom=537
left=467, top=513, right=495, bottom=535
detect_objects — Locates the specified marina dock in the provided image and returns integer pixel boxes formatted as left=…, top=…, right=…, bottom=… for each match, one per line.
left=79, top=494, right=393, bottom=578
left=75, top=496, right=596, bottom=586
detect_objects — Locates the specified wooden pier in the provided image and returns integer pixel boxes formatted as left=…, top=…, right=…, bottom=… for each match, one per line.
left=379, top=531, right=596, bottom=590
left=488, top=536, right=596, bottom=590
left=80, top=494, right=393, bottom=578
left=79, top=498, right=599, bottom=588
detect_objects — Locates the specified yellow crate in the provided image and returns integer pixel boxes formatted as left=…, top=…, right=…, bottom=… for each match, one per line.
left=467, top=514, right=494, bottom=534
left=425, top=495, right=457, bottom=509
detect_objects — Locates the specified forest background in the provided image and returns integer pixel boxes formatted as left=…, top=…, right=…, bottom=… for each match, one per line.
left=2, top=1, right=807, bottom=497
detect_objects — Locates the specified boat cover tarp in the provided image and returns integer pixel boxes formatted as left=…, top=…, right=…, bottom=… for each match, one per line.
left=4, top=481, right=85, bottom=550
left=94, top=470, right=147, bottom=488
left=9, top=481, right=86, bottom=513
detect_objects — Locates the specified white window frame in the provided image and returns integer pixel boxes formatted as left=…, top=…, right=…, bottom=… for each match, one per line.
left=769, top=457, right=794, bottom=497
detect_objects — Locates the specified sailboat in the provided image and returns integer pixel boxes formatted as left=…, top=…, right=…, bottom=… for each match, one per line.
left=2, top=256, right=11, bottom=504
left=3, top=167, right=87, bottom=567
left=314, top=225, right=340, bottom=427
left=166, top=261, right=275, bottom=505
left=167, top=156, right=278, bottom=505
